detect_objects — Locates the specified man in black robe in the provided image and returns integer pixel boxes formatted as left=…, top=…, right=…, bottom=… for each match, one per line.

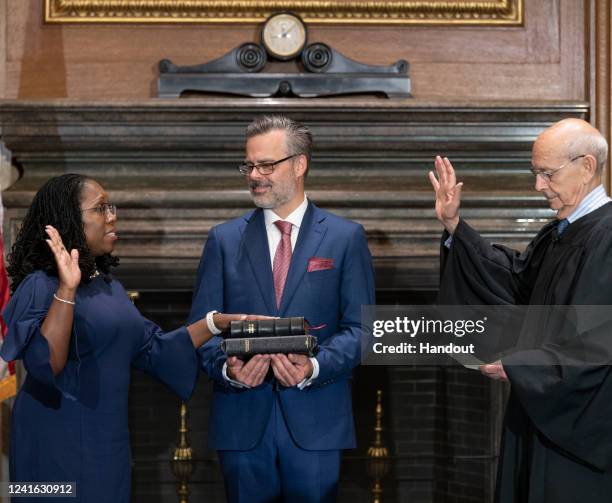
left=429, top=118, right=612, bottom=502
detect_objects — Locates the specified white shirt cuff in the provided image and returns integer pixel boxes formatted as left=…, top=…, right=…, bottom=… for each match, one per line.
left=297, top=357, right=319, bottom=390
left=222, top=361, right=251, bottom=389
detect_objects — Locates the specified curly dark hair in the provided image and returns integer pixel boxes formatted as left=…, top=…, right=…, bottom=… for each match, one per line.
left=7, top=173, right=119, bottom=292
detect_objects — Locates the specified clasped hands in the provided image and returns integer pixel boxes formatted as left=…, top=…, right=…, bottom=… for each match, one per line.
left=227, top=353, right=313, bottom=388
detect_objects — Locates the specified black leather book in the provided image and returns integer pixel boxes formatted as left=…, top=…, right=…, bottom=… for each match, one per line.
left=221, top=335, right=318, bottom=357
left=229, top=317, right=306, bottom=338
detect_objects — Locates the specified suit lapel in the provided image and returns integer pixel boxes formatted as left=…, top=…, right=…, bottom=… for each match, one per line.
left=242, top=209, right=277, bottom=315
left=279, top=202, right=327, bottom=314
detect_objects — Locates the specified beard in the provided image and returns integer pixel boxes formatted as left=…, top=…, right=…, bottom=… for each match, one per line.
left=249, top=178, right=297, bottom=209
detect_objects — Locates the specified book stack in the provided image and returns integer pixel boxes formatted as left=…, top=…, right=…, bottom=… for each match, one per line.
left=220, top=317, right=318, bottom=357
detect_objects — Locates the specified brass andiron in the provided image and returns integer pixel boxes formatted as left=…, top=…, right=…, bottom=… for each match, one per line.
left=171, top=402, right=195, bottom=503
left=367, top=390, right=391, bottom=503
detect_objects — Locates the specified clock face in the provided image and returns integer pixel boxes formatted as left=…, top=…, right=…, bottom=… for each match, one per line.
left=262, top=13, right=307, bottom=60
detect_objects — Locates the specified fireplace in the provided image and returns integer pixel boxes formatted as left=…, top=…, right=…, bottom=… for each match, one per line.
left=126, top=290, right=507, bottom=503
left=0, top=98, right=587, bottom=502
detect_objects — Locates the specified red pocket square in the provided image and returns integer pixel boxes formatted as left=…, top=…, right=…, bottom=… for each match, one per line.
left=307, top=257, right=335, bottom=272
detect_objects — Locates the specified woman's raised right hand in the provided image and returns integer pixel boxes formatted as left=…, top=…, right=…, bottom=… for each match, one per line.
left=45, top=225, right=81, bottom=291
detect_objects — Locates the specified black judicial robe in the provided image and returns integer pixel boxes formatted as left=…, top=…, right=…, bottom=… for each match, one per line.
left=438, top=202, right=612, bottom=503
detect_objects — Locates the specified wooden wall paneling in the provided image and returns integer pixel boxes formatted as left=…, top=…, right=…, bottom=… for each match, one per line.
left=559, top=0, right=586, bottom=100
left=0, top=0, right=6, bottom=99
left=11, top=0, right=67, bottom=98
left=524, top=0, right=559, bottom=63
left=3, top=0, right=585, bottom=101
left=588, top=0, right=612, bottom=190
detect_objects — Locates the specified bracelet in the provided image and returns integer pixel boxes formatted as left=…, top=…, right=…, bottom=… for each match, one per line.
left=206, top=310, right=222, bottom=335
left=53, top=293, right=75, bottom=306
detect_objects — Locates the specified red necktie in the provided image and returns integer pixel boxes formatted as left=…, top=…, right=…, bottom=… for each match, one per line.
left=273, top=220, right=293, bottom=308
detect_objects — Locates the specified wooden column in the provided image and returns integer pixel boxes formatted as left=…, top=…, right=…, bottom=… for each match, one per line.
left=588, top=0, right=612, bottom=190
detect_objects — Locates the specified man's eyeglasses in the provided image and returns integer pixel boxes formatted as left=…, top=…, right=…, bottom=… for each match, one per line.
left=531, top=155, right=586, bottom=182
left=237, top=154, right=300, bottom=176
left=82, top=203, right=117, bottom=218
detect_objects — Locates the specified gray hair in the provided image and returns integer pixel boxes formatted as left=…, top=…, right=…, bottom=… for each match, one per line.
left=246, top=115, right=313, bottom=162
left=567, top=129, right=609, bottom=173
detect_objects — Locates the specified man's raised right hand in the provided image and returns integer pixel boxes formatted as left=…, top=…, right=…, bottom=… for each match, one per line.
left=428, top=156, right=463, bottom=235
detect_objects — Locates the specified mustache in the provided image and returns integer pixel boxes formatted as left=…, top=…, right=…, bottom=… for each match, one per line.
left=249, top=181, right=273, bottom=189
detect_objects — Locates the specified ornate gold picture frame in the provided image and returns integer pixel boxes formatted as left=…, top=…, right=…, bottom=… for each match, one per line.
left=45, top=0, right=523, bottom=25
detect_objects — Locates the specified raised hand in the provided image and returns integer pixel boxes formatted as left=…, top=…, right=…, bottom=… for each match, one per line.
left=428, top=156, right=463, bottom=234
left=45, top=225, right=81, bottom=290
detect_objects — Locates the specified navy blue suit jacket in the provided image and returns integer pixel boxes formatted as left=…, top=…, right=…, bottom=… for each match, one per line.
left=188, top=201, right=376, bottom=451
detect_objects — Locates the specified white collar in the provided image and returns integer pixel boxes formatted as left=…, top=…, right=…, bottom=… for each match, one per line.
left=264, top=195, right=309, bottom=230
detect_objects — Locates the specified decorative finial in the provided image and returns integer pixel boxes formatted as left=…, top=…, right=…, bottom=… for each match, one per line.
left=127, top=291, right=140, bottom=304
left=171, top=401, right=195, bottom=503
left=367, top=390, right=391, bottom=503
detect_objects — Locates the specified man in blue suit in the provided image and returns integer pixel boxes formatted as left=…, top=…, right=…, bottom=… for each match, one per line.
left=188, top=115, right=376, bottom=503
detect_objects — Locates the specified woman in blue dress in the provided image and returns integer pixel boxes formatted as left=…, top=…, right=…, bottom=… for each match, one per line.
left=0, top=174, right=248, bottom=502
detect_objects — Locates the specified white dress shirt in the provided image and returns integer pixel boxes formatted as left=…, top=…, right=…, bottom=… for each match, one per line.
left=223, top=195, right=319, bottom=389
left=565, top=184, right=611, bottom=223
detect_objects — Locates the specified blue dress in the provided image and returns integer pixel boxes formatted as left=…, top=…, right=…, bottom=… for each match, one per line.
left=0, top=270, right=198, bottom=502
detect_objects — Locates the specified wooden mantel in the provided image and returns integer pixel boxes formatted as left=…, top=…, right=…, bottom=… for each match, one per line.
left=0, top=99, right=588, bottom=294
